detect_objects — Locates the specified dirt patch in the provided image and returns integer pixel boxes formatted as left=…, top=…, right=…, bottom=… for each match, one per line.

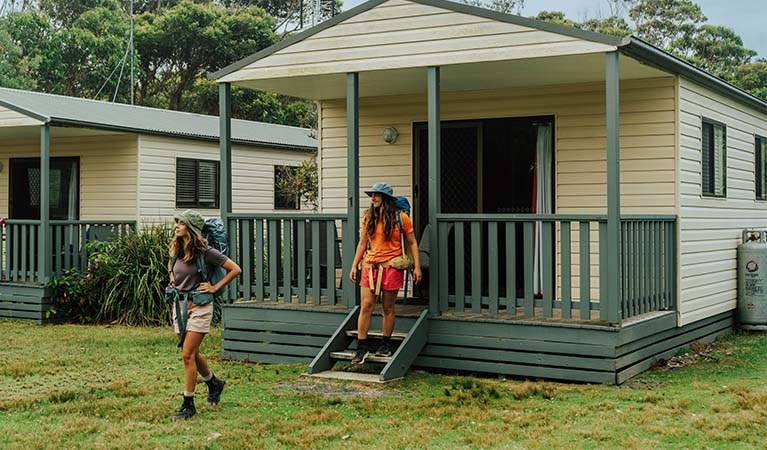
left=279, top=380, right=405, bottom=399
left=651, top=340, right=719, bottom=372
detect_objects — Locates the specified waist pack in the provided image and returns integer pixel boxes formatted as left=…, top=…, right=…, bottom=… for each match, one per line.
left=165, top=286, right=213, bottom=348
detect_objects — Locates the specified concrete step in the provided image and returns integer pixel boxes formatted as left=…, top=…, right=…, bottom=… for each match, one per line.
left=330, top=351, right=392, bottom=364
left=345, top=330, right=407, bottom=340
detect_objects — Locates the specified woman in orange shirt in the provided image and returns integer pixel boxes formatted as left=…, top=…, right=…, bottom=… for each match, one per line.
left=349, top=182, right=422, bottom=364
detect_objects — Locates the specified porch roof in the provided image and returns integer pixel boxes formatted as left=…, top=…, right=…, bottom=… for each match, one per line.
left=211, top=0, right=767, bottom=113
left=0, top=88, right=316, bottom=151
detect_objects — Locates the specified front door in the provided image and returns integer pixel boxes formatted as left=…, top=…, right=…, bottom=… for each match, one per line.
left=9, top=157, right=80, bottom=220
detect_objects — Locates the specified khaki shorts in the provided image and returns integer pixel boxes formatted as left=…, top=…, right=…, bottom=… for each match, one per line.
left=173, top=301, right=213, bottom=334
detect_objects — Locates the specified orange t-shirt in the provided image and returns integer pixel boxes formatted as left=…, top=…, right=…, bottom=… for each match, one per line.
left=361, top=212, right=414, bottom=264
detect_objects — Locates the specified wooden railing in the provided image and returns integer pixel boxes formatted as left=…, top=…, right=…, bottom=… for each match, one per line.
left=435, top=214, right=611, bottom=321
left=620, top=216, right=677, bottom=320
left=0, top=219, right=136, bottom=283
left=226, top=214, right=347, bottom=305
left=50, top=221, right=136, bottom=277
left=1, top=220, right=41, bottom=283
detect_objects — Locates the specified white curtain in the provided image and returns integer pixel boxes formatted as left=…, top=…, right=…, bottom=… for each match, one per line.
left=533, top=124, right=552, bottom=295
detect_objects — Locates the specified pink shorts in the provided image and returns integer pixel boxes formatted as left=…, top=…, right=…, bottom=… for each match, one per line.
left=360, top=265, right=404, bottom=292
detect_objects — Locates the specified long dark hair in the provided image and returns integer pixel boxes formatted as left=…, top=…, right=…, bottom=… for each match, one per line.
left=169, top=226, right=207, bottom=264
left=364, top=195, right=397, bottom=241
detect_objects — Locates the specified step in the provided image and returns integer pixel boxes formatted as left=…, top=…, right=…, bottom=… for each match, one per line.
left=330, top=351, right=392, bottom=364
left=345, top=330, right=407, bottom=340
left=304, top=371, right=402, bottom=383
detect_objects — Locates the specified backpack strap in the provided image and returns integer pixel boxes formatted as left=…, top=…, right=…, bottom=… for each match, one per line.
left=197, top=253, right=209, bottom=283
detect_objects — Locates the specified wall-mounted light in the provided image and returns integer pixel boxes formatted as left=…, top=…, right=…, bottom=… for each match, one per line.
left=381, top=127, right=398, bottom=144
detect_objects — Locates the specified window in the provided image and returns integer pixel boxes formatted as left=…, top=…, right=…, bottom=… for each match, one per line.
left=274, top=165, right=299, bottom=210
left=176, top=158, right=219, bottom=209
left=9, top=157, right=80, bottom=220
left=757, top=135, right=767, bottom=200
left=702, top=118, right=727, bottom=198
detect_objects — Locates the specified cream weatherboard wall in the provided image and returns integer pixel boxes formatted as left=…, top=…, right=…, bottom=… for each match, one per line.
left=221, top=0, right=615, bottom=82
left=678, top=78, right=767, bottom=326
left=137, top=134, right=313, bottom=225
left=0, top=134, right=138, bottom=220
left=0, top=106, right=43, bottom=127
left=319, top=77, right=677, bottom=300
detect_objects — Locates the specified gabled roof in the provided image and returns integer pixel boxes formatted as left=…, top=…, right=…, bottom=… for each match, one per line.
left=210, top=0, right=767, bottom=113
left=0, top=88, right=316, bottom=151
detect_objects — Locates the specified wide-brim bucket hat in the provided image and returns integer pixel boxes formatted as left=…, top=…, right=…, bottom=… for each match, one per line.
left=364, top=182, right=395, bottom=199
left=174, top=209, right=204, bottom=237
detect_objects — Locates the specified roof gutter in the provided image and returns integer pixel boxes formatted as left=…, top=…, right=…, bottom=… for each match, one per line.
left=620, top=37, right=767, bottom=113
left=48, top=118, right=316, bottom=152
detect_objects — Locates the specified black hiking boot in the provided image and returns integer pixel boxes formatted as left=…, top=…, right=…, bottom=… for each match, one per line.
left=351, top=346, right=369, bottom=365
left=206, top=377, right=226, bottom=405
left=375, top=340, right=393, bottom=357
left=172, top=396, right=196, bottom=421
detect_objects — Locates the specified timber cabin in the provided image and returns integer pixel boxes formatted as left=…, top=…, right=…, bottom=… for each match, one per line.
left=0, top=88, right=316, bottom=322
left=210, top=0, right=767, bottom=384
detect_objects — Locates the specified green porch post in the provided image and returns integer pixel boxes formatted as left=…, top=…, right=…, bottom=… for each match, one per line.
left=606, top=52, right=622, bottom=325
left=38, top=124, right=51, bottom=283
left=219, top=82, right=234, bottom=301
left=427, top=66, right=440, bottom=316
left=343, top=72, right=360, bottom=307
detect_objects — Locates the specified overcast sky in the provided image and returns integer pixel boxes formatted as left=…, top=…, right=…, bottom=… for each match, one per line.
left=341, top=0, right=766, bottom=59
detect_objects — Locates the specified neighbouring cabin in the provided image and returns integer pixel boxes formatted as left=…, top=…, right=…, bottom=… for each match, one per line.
left=209, top=0, right=767, bottom=383
left=0, top=88, right=316, bottom=322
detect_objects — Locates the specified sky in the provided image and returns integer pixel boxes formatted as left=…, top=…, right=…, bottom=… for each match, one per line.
left=341, top=0, right=766, bottom=59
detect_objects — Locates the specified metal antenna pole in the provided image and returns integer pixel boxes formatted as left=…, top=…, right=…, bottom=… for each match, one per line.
left=130, top=0, right=134, bottom=105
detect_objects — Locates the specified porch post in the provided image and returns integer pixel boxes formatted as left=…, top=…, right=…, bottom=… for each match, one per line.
left=38, top=124, right=51, bottom=283
left=427, top=66, right=440, bottom=316
left=219, top=82, right=234, bottom=301
left=606, top=52, right=622, bottom=325
left=343, top=72, right=360, bottom=307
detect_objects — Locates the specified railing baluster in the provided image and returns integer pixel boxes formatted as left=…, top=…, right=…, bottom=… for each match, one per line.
left=523, top=221, right=534, bottom=317
left=255, top=219, right=265, bottom=301
left=31, top=225, right=38, bottom=282
left=438, top=221, right=449, bottom=312
left=268, top=220, right=279, bottom=301
left=282, top=220, right=292, bottom=302
left=579, top=221, right=591, bottom=321
left=505, top=222, right=516, bottom=315
left=12, top=224, right=19, bottom=281
left=470, top=221, right=481, bottom=313
left=454, top=222, right=465, bottom=312
left=542, top=221, right=553, bottom=318
left=326, top=221, right=336, bottom=304
left=621, top=221, right=627, bottom=319
left=21, top=224, right=27, bottom=282
left=561, top=221, right=572, bottom=319
left=241, top=219, right=253, bottom=302
left=488, top=222, right=499, bottom=315
left=599, top=221, right=608, bottom=322
left=297, top=221, right=306, bottom=304
left=311, top=220, right=321, bottom=305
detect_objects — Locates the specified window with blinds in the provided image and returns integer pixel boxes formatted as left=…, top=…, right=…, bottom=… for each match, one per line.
left=176, top=158, right=219, bottom=209
left=757, top=135, right=767, bottom=200
left=702, top=119, right=727, bottom=198
left=274, top=165, right=299, bottom=210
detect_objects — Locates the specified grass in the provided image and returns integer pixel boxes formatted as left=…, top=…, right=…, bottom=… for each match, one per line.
left=0, top=322, right=766, bottom=449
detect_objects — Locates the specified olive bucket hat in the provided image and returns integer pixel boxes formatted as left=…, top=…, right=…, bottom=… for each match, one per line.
left=174, top=209, right=204, bottom=237
left=364, top=182, right=395, bottom=199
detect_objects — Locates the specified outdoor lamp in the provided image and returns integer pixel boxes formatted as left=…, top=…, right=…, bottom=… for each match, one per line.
left=381, top=127, right=398, bottom=144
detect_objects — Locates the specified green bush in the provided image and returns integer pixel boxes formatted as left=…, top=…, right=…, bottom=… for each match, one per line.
left=49, top=225, right=174, bottom=326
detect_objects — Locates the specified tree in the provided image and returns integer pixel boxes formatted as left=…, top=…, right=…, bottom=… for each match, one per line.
left=733, top=60, right=767, bottom=100
left=0, top=28, right=38, bottom=89
left=532, top=11, right=576, bottom=27
left=222, top=0, right=341, bottom=32
left=579, top=16, right=632, bottom=37
left=461, top=0, right=524, bottom=15
left=681, top=25, right=756, bottom=80
left=629, top=0, right=706, bottom=50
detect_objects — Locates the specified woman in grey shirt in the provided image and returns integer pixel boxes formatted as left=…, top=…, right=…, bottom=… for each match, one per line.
left=168, top=210, right=241, bottom=421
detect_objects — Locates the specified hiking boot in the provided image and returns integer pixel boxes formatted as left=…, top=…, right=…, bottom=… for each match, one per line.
left=172, top=396, right=196, bottom=421
left=206, top=377, right=226, bottom=405
left=375, top=341, right=393, bottom=357
left=351, top=346, right=369, bottom=365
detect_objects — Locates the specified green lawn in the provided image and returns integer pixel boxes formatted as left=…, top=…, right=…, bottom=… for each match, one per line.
left=1, top=322, right=765, bottom=449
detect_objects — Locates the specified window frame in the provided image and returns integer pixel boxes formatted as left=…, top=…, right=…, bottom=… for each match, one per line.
left=175, top=157, right=220, bottom=209
left=756, top=135, right=767, bottom=201
left=701, top=117, right=727, bottom=198
left=274, top=165, right=299, bottom=211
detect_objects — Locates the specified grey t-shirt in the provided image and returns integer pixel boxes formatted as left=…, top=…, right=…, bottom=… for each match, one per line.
left=172, top=247, right=227, bottom=292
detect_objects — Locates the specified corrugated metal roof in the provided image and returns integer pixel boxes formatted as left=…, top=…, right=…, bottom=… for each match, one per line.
left=0, top=87, right=317, bottom=150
